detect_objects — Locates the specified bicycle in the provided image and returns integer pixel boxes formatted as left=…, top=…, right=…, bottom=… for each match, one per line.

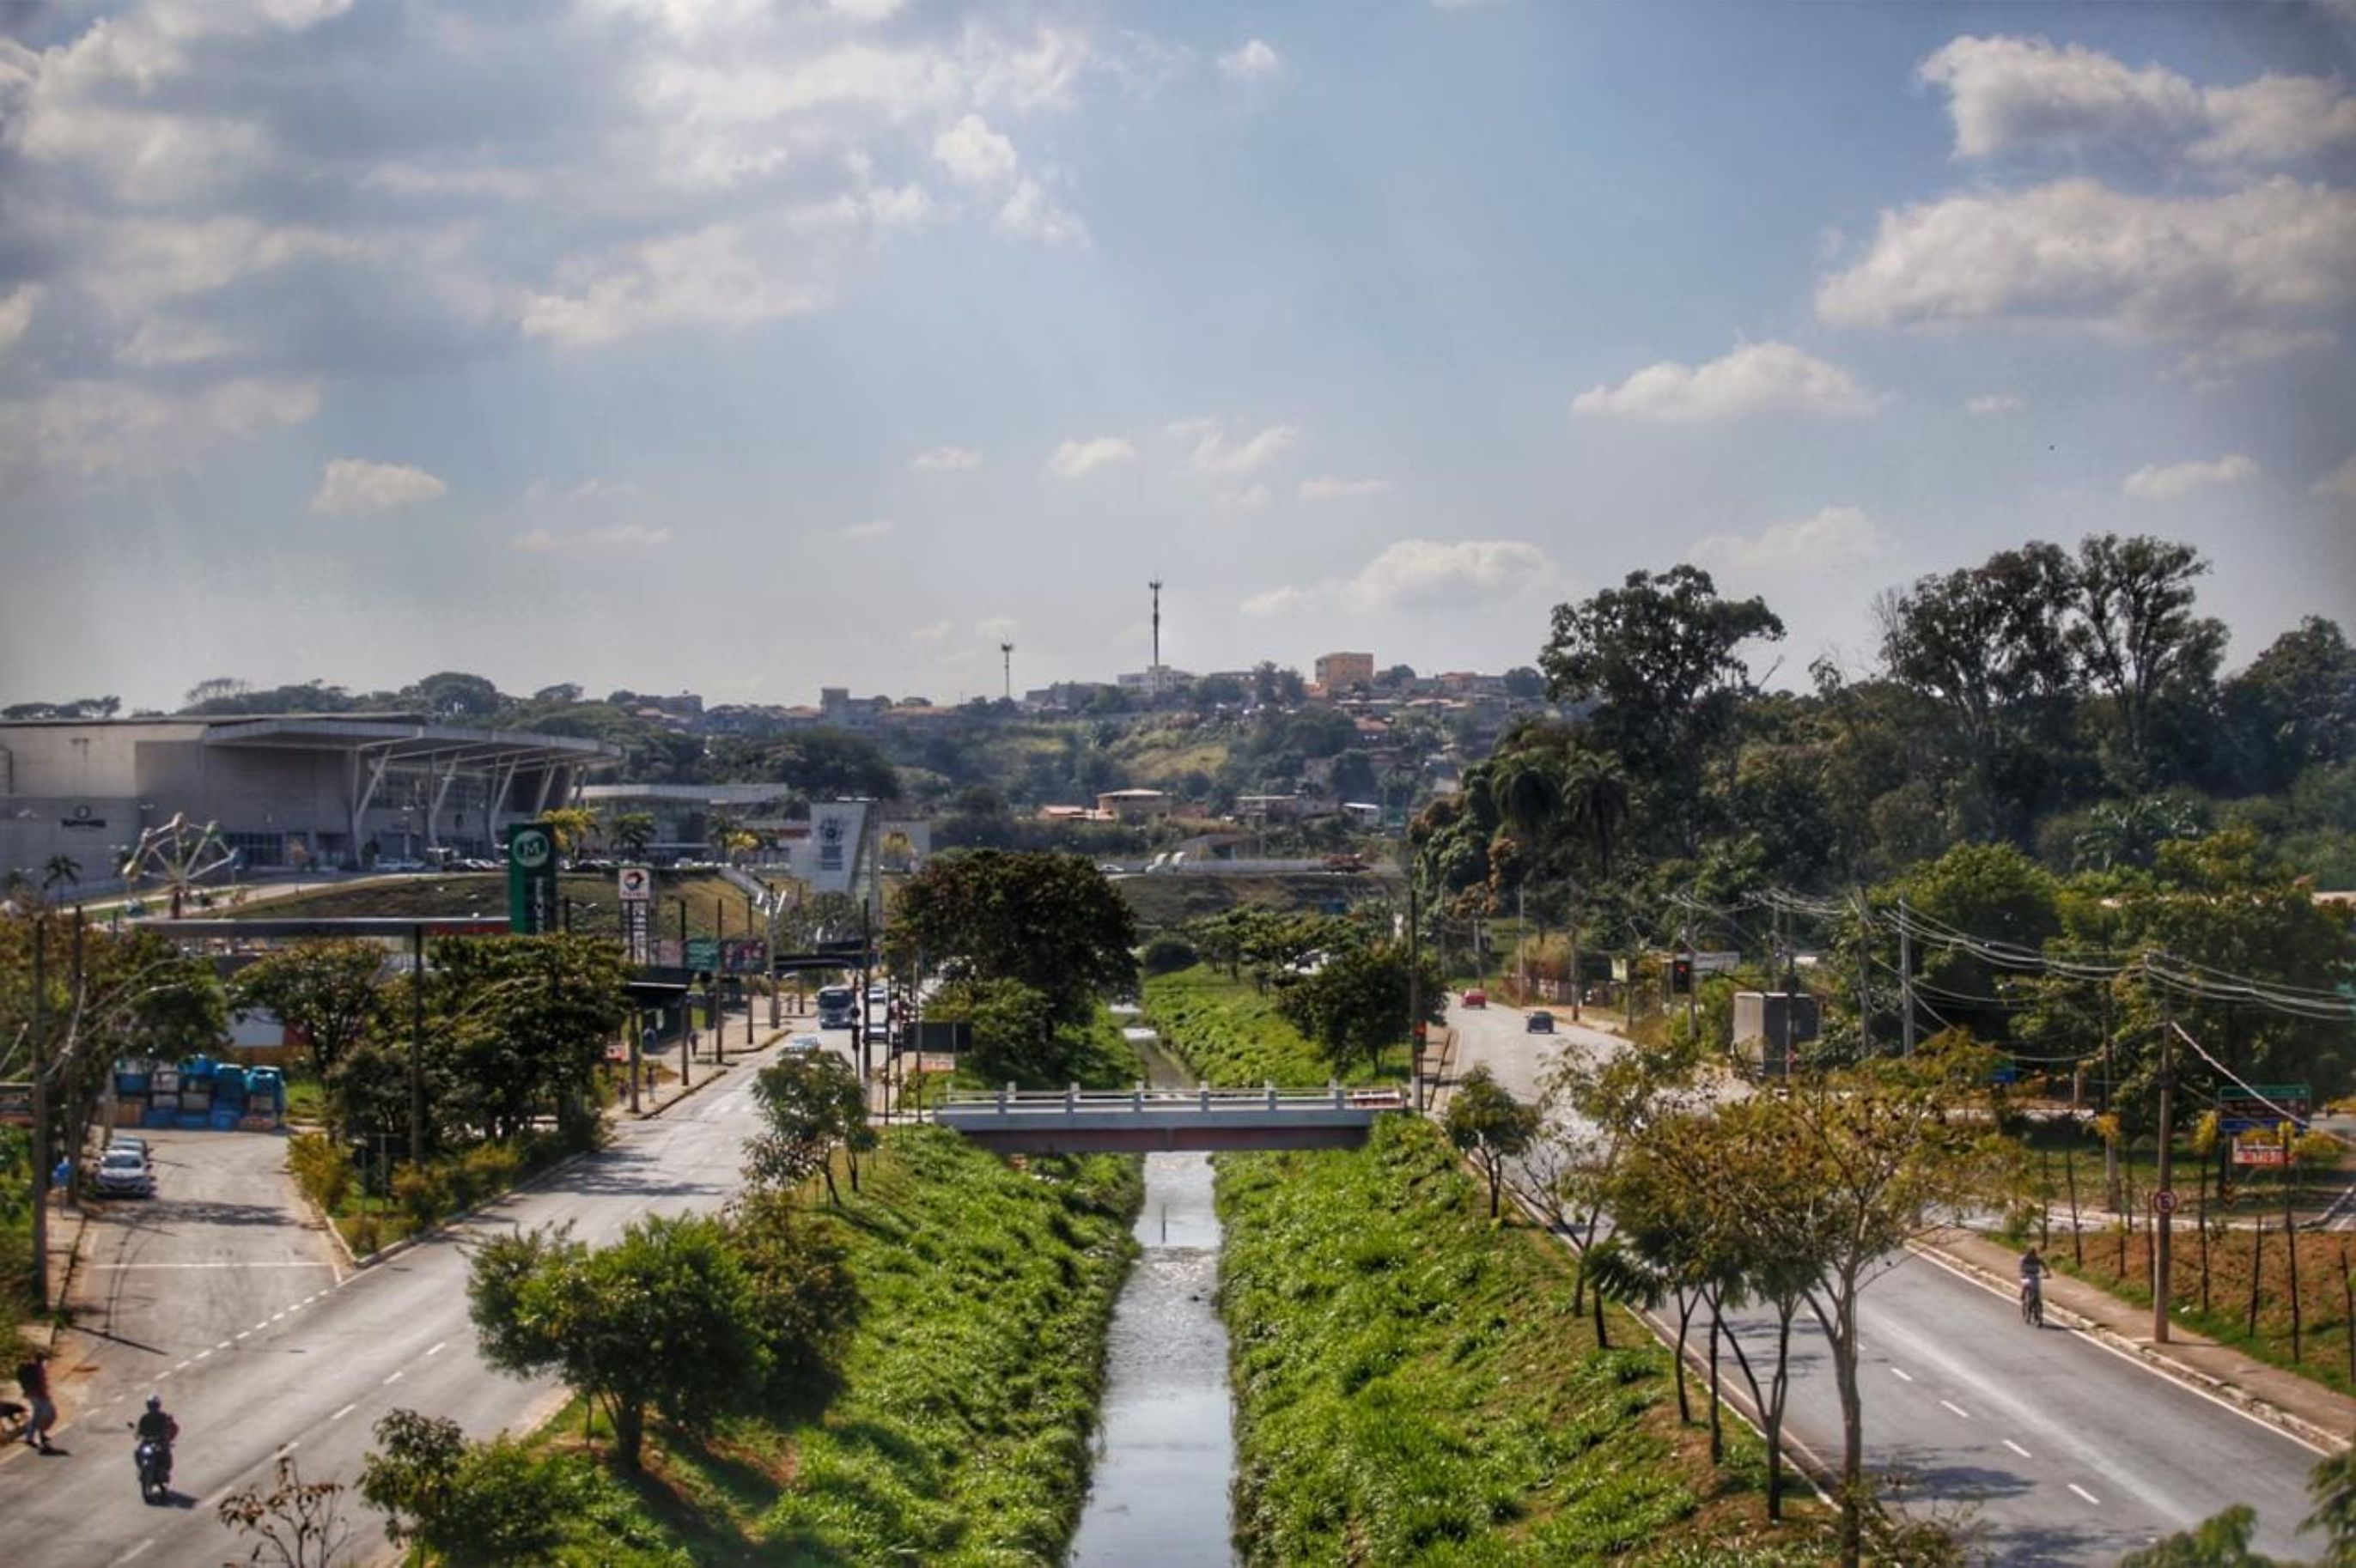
left=2020, top=1280, right=2043, bottom=1328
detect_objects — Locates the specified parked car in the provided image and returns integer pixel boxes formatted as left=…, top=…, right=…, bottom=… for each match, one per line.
left=94, top=1148, right=155, bottom=1198
left=107, top=1134, right=151, bottom=1166
left=1525, top=1010, right=1555, bottom=1034
left=785, top=1034, right=825, bottom=1054
left=1460, top=988, right=1487, bottom=1009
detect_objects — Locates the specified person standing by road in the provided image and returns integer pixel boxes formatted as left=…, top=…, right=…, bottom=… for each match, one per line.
left=16, top=1350, right=57, bottom=1452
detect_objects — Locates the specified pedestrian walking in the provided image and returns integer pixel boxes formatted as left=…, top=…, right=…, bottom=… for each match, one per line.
left=16, top=1350, right=57, bottom=1452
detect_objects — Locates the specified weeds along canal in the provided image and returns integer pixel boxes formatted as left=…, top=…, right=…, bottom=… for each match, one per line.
left=1067, top=1030, right=1238, bottom=1568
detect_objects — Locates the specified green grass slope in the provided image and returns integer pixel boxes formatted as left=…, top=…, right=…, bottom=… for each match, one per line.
left=1142, top=964, right=1335, bottom=1088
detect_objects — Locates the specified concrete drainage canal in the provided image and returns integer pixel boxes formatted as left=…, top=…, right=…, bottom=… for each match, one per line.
left=1067, top=1030, right=1238, bottom=1567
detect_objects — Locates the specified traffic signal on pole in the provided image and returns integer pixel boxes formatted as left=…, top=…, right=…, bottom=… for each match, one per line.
left=1671, top=957, right=1693, bottom=994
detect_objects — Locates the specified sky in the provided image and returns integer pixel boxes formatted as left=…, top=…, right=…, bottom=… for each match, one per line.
left=1, top=0, right=2352, bottom=713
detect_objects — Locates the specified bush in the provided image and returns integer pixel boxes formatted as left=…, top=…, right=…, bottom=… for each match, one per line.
left=393, top=1163, right=451, bottom=1230
left=1140, top=934, right=1198, bottom=975
left=451, top=1142, right=523, bottom=1209
left=286, top=1133, right=355, bottom=1213
left=361, top=1407, right=586, bottom=1565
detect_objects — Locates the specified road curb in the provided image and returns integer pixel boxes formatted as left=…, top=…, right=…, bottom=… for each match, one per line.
left=1906, top=1235, right=2352, bottom=1456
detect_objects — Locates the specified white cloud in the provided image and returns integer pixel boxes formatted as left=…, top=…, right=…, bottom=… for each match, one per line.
left=521, top=222, right=829, bottom=347
left=1047, top=435, right=1137, bottom=478
left=0, top=377, right=320, bottom=483
left=0, top=286, right=34, bottom=358
left=995, top=179, right=1087, bottom=246
left=933, top=113, right=1018, bottom=185
left=1919, top=35, right=2356, bottom=167
left=2122, top=453, right=2258, bottom=501
left=1690, top=507, right=1886, bottom=572
left=1572, top=342, right=1880, bottom=421
left=1217, top=40, right=1282, bottom=82
left=839, top=518, right=896, bottom=540
left=2314, top=453, right=2356, bottom=503
left=510, top=523, right=673, bottom=551
left=1184, top=421, right=1300, bottom=475
left=1299, top=476, right=1391, bottom=501
left=1816, top=178, right=2356, bottom=349
left=909, top=619, right=952, bottom=643
left=1965, top=393, right=2024, bottom=416
left=1343, top=538, right=1554, bottom=611
left=1219, top=483, right=1273, bottom=510
left=911, top=445, right=982, bottom=470
left=1240, top=584, right=1315, bottom=618
left=311, top=458, right=447, bottom=516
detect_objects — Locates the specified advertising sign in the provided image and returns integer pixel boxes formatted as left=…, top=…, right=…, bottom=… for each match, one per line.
left=721, top=937, right=768, bottom=975
left=2220, top=1084, right=2310, bottom=1133
left=2232, top=1137, right=2289, bottom=1167
left=618, top=866, right=653, bottom=903
left=0, top=1083, right=32, bottom=1127
left=506, top=822, right=559, bottom=935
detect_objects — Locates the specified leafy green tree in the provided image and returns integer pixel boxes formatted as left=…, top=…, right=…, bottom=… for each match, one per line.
left=922, top=975, right=1080, bottom=1086
left=606, top=811, right=657, bottom=857
left=230, top=939, right=386, bottom=1083
left=745, top=1048, right=872, bottom=1203
left=2068, top=534, right=2228, bottom=787
left=887, top=850, right=1137, bottom=1025
left=726, top=1188, right=856, bottom=1405
left=467, top=1214, right=764, bottom=1469
left=422, top=935, right=630, bottom=1145
left=1443, top=1065, right=1539, bottom=1218
left=39, top=854, right=79, bottom=893
left=536, top=807, right=599, bottom=860
left=1273, top=939, right=1442, bottom=1079
left=2221, top=616, right=2356, bottom=793
left=358, top=1408, right=577, bottom=1566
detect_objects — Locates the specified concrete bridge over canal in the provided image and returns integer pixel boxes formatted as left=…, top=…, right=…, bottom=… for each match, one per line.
left=930, top=1085, right=1409, bottom=1153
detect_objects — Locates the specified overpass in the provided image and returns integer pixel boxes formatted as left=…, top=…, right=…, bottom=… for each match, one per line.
left=930, top=1085, right=1408, bottom=1153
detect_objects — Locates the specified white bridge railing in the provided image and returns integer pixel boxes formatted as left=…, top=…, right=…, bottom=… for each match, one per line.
left=933, top=1084, right=1408, bottom=1116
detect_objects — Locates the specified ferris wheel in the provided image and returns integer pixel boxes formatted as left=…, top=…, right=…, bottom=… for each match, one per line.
left=121, top=814, right=238, bottom=917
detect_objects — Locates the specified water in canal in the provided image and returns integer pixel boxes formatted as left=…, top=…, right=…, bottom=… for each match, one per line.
left=1067, top=1036, right=1237, bottom=1568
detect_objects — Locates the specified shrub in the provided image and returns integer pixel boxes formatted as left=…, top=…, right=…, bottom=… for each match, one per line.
left=1140, top=934, right=1198, bottom=975
left=393, top=1163, right=451, bottom=1230
left=286, top=1133, right=355, bottom=1212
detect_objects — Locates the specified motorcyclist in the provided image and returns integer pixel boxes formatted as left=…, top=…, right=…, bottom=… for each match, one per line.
left=2018, top=1246, right=2049, bottom=1319
left=134, top=1395, right=177, bottom=1486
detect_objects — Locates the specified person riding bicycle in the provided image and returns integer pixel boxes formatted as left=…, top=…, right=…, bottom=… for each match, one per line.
left=2018, top=1247, right=2049, bottom=1316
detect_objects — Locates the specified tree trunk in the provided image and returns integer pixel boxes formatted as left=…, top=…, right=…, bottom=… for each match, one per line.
left=2065, top=1145, right=2083, bottom=1267
left=2287, top=1178, right=2304, bottom=1362
left=1762, top=1310, right=1793, bottom=1521
left=1706, top=1305, right=1725, bottom=1464
left=1592, top=1273, right=1609, bottom=1349
left=2198, top=1156, right=2212, bottom=1316
left=1825, top=1294, right=1864, bottom=1568
left=612, top=1398, right=645, bottom=1470
left=1671, top=1290, right=1695, bottom=1425
left=822, top=1158, right=841, bottom=1208
left=2039, top=1147, right=2052, bottom=1251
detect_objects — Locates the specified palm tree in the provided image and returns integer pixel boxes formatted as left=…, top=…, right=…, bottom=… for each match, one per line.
left=1559, top=751, right=1630, bottom=878
left=539, top=806, right=600, bottom=861
left=610, top=811, right=657, bottom=858
left=41, top=854, right=81, bottom=893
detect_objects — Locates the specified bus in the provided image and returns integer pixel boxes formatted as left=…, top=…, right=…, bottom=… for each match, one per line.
left=816, top=985, right=858, bottom=1030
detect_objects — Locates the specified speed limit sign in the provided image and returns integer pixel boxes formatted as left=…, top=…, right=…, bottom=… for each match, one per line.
left=2152, top=1190, right=2177, bottom=1214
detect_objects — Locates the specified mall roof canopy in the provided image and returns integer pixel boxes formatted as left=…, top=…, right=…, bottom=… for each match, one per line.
left=203, top=717, right=621, bottom=774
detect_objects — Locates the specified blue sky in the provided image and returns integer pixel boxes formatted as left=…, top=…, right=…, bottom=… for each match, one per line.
left=2, top=0, right=2351, bottom=711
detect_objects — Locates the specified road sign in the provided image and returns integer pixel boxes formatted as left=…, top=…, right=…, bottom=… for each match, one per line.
left=2220, top=1083, right=2312, bottom=1133
left=506, top=823, right=558, bottom=934
left=618, top=866, right=653, bottom=903
left=685, top=937, right=720, bottom=974
left=2152, top=1190, right=2177, bottom=1214
left=0, top=1082, right=31, bottom=1127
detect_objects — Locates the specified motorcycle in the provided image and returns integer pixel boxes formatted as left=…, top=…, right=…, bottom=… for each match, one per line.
left=130, top=1425, right=172, bottom=1504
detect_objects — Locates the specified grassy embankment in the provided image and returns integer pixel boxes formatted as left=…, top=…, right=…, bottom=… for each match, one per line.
left=221, top=871, right=752, bottom=939
left=1218, top=1116, right=1835, bottom=1566
left=1143, top=963, right=1376, bottom=1087
left=506, top=1127, right=1141, bottom=1565
left=1117, top=872, right=1383, bottom=933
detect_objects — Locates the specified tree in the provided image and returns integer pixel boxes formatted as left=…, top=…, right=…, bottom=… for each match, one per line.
left=467, top=1214, right=764, bottom=1468
left=1273, top=939, right=1443, bottom=1078
left=358, top=1409, right=578, bottom=1566
left=424, top=935, right=630, bottom=1145
left=408, top=672, right=503, bottom=721
left=745, top=1048, right=871, bottom=1204
left=2222, top=616, right=2356, bottom=793
left=537, top=807, right=599, bottom=860
left=1501, top=665, right=1544, bottom=699
left=1443, top=1065, right=1539, bottom=1218
left=39, top=854, right=79, bottom=893
left=922, top=975, right=1081, bottom=1086
left=2068, top=534, right=2228, bottom=787
left=887, top=850, right=1137, bottom=1026
left=216, top=1453, right=354, bottom=1567
left=607, top=811, right=656, bottom=857
left=229, top=939, right=386, bottom=1084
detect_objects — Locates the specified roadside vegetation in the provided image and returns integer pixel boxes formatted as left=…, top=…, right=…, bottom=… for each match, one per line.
left=1144, top=963, right=1343, bottom=1088
left=1216, top=1115, right=1840, bottom=1565
left=380, top=1126, right=1139, bottom=1566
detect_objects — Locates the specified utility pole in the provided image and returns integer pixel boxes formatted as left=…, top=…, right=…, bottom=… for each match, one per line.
left=1407, top=875, right=1423, bottom=1113
left=1897, top=896, right=1916, bottom=1056
left=1000, top=641, right=1014, bottom=703
left=746, top=891, right=758, bottom=1047
left=29, top=915, right=48, bottom=1314
left=1682, top=908, right=1697, bottom=1041
left=2152, top=954, right=2176, bottom=1345
left=1854, top=890, right=1873, bottom=1056
left=409, top=923, right=426, bottom=1164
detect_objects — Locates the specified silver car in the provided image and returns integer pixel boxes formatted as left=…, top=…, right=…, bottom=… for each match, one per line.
left=94, top=1147, right=155, bottom=1198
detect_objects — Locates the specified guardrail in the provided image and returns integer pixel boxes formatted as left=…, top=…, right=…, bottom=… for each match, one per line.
left=934, top=1084, right=1409, bottom=1115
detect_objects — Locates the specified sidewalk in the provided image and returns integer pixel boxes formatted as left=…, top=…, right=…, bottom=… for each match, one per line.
left=1918, top=1226, right=2356, bottom=1455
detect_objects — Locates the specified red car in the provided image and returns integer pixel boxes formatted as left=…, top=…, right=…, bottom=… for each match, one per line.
left=1460, top=988, right=1487, bottom=1009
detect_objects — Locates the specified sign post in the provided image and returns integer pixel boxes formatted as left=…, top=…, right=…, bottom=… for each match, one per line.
left=506, top=824, right=558, bottom=935
left=618, top=865, right=654, bottom=963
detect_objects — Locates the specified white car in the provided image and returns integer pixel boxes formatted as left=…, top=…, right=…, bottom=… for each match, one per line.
left=786, top=1034, right=825, bottom=1054
left=94, top=1148, right=155, bottom=1198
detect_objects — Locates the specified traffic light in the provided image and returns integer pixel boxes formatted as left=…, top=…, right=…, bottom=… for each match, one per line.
left=1670, top=957, right=1694, bottom=994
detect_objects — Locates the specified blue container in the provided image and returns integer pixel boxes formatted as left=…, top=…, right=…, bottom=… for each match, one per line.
left=115, top=1071, right=149, bottom=1096
left=215, top=1064, right=247, bottom=1094
left=143, top=1106, right=176, bottom=1128
left=210, top=1105, right=240, bottom=1130
left=175, top=1112, right=208, bottom=1131
left=247, top=1067, right=283, bottom=1094
left=182, top=1056, right=216, bottom=1084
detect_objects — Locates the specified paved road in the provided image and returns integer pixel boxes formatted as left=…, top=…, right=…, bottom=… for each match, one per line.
left=1443, top=999, right=2324, bottom=1565
left=0, top=1037, right=812, bottom=1567
left=61, top=1130, right=343, bottom=1421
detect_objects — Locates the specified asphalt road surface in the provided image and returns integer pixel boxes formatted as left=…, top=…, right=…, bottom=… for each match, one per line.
left=1444, top=997, right=2324, bottom=1564
left=0, top=1036, right=812, bottom=1568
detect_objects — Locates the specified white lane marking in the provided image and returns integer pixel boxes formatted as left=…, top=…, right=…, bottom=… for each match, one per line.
left=1889, top=1366, right=1914, bottom=1383
left=330, top=1403, right=356, bottom=1422
left=2069, top=1482, right=2102, bottom=1505
left=119, top=1537, right=157, bottom=1562
left=235, top=1331, right=250, bottom=1341
left=1939, top=1399, right=1970, bottom=1419
left=382, top=1370, right=403, bottom=1386
left=193, top=1350, right=212, bottom=1362
left=426, top=1340, right=446, bottom=1356
left=2004, top=1438, right=2032, bottom=1458
left=173, top=1360, right=191, bottom=1371
left=216, top=1340, right=232, bottom=1351
left=276, top=1440, right=299, bottom=1456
